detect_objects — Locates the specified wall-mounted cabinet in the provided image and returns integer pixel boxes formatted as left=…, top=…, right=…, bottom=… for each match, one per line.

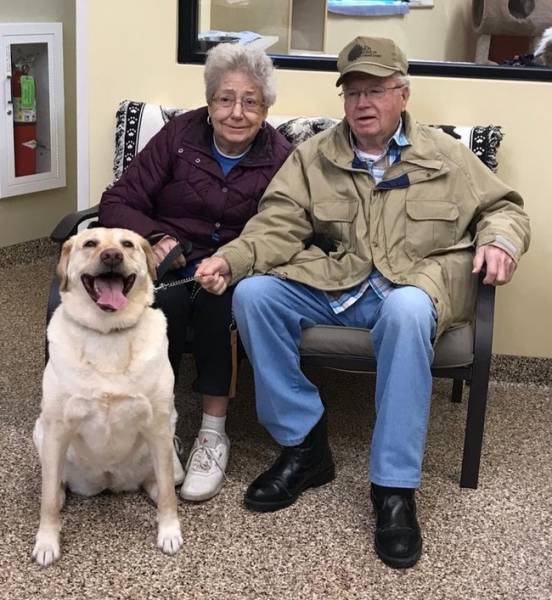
left=0, top=22, right=66, bottom=199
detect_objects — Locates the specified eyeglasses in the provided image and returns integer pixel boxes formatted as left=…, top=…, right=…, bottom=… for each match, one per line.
left=339, top=85, right=405, bottom=103
left=210, top=94, right=265, bottom=113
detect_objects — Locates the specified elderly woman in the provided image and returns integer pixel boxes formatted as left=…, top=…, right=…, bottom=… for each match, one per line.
left=99, top=44, right=291, bottom=502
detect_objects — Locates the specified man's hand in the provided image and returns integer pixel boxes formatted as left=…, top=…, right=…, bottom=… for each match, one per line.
left=472, top=244, right=516, bottom=285
left=196, top=256, right=231, bottom=295
left=151, top=235, right=186, bottom=269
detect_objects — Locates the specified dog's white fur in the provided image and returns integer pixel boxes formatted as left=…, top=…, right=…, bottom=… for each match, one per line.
left=32, top=227, right=184, bottom=567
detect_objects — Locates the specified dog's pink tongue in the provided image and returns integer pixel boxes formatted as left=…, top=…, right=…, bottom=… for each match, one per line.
left=94, top=277, right=128, bottom=311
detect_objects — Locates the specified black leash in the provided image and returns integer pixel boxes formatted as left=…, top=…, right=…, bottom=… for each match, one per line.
left=153, top=243, right=199, bottom=293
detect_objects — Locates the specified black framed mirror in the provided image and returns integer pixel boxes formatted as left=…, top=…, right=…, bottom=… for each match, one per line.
left=178, top=0, right=552, bottom=81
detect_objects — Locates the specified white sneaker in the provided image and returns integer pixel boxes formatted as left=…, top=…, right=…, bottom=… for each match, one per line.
left=180, top=430, right=230, bottom=501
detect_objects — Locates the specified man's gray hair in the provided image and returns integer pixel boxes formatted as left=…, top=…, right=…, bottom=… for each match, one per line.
left=204, top=43, right=277, bottom=107
left=395, top=74, right=410, bottom=88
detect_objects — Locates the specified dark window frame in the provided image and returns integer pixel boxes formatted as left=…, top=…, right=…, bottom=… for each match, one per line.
left=178, top=0, right=552, bottom=82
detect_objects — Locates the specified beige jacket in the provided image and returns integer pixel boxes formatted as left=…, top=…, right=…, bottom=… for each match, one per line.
left=219, top=112, right=530, bottom=338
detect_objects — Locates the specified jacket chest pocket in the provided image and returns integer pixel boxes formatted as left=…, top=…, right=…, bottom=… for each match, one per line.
left=312, top=199, right=358, bottom=248
left=405, top=200, right=458, bottom=259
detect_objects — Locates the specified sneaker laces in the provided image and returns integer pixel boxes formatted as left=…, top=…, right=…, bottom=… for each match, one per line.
left=186, top=433, right=230, bottom=481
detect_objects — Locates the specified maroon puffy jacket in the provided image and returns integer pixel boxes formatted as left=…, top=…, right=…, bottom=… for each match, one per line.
left=99, top=106, right=292, bottom=263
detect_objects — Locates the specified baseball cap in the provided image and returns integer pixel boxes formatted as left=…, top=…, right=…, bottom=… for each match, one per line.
left=336, top=36, right=408, bottom=86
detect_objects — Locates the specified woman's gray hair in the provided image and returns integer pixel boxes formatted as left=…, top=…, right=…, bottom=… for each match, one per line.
left=204, top=43, right=277, bottom=107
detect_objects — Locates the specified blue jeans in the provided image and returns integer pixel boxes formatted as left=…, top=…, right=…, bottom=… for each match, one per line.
left=232, top=276, right=437, bottom=488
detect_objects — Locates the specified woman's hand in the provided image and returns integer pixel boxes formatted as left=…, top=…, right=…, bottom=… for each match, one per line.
left=151, top=235, right=187, bottom=269
left=195, top=256, right=231, bottom=295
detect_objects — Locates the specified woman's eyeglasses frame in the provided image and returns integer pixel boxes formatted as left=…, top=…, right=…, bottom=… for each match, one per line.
left=210, top=95, right=266, bottom=113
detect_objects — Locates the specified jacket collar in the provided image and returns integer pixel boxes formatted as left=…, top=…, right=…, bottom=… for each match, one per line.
left=399, top=112, right=446, bottom=171
left=320, top=111, right=445, bottom=173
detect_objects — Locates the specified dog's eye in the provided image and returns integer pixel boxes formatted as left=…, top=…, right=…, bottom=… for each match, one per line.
left=83, top=240, right=98, bottom=248
left=122, top=240, right=134, bottom=248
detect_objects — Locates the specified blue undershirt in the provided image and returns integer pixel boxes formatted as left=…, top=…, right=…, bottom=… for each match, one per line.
left=211, top=138, right=250, bottom=175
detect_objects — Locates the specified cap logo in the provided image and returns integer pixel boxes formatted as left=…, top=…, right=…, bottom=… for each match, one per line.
left=348, top=44, right=382, bottom=62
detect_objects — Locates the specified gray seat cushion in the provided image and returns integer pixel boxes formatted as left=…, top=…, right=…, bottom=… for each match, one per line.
left=299, top=323, right=474, bottom=370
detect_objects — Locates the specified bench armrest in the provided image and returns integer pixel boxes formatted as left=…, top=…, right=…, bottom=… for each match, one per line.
left=50, top=204, right=100, bottom=243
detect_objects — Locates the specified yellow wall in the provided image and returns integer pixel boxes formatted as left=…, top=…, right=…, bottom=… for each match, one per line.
left=0, top=0, right=76, bottom=247
left=87, top=0, right=551, bottom=359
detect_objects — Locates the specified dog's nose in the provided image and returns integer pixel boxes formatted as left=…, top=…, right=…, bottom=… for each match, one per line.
left=100, top=248, right=123, bottom=267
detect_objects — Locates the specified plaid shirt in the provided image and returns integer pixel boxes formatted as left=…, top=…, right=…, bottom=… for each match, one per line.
left=327, top=121, right=410, bottom=314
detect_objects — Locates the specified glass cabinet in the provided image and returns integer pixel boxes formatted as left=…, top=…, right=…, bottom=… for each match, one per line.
left=0, top=22, right=65, bottom=198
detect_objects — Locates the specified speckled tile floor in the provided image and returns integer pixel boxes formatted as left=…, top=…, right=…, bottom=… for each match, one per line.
left=0, top=255, right=551, bottom=600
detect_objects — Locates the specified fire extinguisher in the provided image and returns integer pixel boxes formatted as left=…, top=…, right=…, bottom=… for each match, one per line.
left=11, top=62, right=37, bottom=177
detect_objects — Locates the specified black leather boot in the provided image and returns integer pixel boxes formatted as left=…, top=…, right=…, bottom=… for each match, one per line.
left=244, top=412, right=335, bottom=512
left=371, top=484, right=422, bottom=569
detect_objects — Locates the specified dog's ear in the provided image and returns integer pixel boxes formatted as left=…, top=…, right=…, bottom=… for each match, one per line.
left=57, top=238, right=74, bottom=291
left=140, top=239, right=157, bottom=282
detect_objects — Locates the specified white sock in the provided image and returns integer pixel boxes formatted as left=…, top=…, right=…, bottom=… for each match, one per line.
left=199, top=413, right=226, bottom=446
left=198, top=413, right=226, bottom=448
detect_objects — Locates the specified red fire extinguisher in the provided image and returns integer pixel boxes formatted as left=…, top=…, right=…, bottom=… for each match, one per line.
left=11, top=63, right=37, bottom=177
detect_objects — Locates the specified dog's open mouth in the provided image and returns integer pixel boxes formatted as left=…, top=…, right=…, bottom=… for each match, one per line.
left=81, top=273, right=136, bottom=312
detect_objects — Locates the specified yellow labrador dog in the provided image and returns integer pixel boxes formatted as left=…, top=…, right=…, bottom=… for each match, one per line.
left=32, top=227, right=184, bottom=567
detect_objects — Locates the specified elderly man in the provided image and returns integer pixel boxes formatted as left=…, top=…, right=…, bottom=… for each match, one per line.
left=196, top=36, right=530, bottom=568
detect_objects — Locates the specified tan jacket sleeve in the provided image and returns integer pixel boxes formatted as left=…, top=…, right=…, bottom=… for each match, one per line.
left=218, top=151, right=315, bottom=284
left=456, top=143, right=530, bottom=262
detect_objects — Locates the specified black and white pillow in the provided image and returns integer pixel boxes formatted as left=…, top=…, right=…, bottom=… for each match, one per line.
left=428, top=124, right=504, bottom=172
left=274, top=117, right=504, bottom=172
left=113, top=100, right=188, bottom=181
left=275, top=117, right=340, bottom=146
left=112, top=102, right=504, bottom=180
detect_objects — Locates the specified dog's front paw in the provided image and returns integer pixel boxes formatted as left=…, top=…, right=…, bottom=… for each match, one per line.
left=157, top=520, right=183, bottom=555
left=32, top=531, right=60, bottom=567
